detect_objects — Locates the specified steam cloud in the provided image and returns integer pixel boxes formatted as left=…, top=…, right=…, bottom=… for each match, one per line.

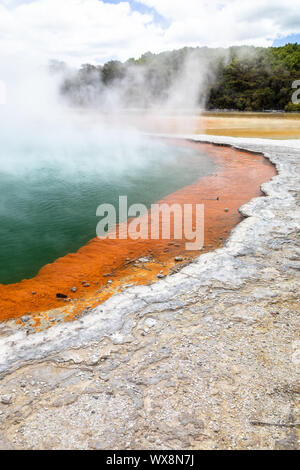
left=0, top=47, right=223, bottom=178
left=53, top=47, right=225, bottom=133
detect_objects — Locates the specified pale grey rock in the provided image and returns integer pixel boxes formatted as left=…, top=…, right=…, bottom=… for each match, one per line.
left=0, top=136, right=299, bottom=450
left=144, top=318, right=157, bottom=328
left=0, top=433, right=14, bottom=450
left=1, top=394, right=12, bottom=405
left=21, top=316, right=30, bottom=323
left=51, top=393, right=79, bottom=408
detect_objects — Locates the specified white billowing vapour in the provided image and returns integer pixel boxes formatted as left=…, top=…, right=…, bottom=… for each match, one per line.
left=57, top=48, right=222, bottom=134
left=0, top=58, right=167, bottom=179
left=165, top=50, right=213, bottom=110
left=0, top=45, right=223, bottom=182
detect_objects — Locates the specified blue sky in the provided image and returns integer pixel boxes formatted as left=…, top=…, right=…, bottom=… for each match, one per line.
left=102, top=0, right=170, bottom=26
left=273, top=34, right=300, bottom=46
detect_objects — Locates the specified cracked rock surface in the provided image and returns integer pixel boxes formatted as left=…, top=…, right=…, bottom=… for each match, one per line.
left=0, top=136, right=299, bottom=450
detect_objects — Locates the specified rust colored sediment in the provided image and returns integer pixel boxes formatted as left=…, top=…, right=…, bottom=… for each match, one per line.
left=0, top=141, right=276, bottom=323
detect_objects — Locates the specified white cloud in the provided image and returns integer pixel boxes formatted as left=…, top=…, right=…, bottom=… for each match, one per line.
left=0, top=0, right=165, bottom=65
left=141, top=0, right=300, bottom=47
left=0, top=0, right=299, bottom=66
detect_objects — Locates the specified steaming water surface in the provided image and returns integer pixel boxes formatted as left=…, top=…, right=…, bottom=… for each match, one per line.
left=0, top=133, right=216, bottom=285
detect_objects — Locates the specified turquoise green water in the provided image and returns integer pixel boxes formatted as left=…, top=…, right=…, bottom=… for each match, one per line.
left=0, top=136, right=216, bottom=285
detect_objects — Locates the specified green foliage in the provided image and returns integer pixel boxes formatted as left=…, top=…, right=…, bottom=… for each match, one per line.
left=285, top=102, right=300, bottom=112
left=101, top=61, right=126, bottom=84
left=207, top=44, right=300, bottom=111
left=61, top=44, right=300, bottom=111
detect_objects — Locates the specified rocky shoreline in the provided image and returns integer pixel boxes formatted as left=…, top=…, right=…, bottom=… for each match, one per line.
left=0, top=135, right=299, bottom=450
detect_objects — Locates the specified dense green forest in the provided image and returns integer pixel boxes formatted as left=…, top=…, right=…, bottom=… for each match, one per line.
left=58, top=44, right=300, bottom=112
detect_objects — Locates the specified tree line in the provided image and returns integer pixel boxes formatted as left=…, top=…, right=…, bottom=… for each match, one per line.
left=56, top=43, right=300, bottom=112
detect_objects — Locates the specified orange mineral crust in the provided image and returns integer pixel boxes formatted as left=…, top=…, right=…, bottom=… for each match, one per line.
left=0, top=141, right=276, bottom=323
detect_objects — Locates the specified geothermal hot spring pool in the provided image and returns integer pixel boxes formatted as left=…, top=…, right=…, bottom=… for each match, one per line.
left=0, top=129, right=217, bottom=285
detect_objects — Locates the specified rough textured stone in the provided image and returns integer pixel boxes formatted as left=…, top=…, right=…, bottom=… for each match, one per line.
left=0, top=136, right=299, bottom=450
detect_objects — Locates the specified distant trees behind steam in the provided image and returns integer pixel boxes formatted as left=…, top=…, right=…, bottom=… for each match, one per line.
left=56, top=43, right=300, bottom=112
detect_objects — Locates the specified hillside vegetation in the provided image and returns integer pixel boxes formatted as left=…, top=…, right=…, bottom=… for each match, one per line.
left=59, top=44, right=300, bottom=112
